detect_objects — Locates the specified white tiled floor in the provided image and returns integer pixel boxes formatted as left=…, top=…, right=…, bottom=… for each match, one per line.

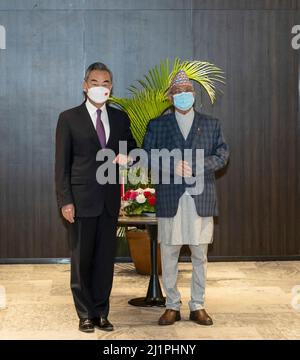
left=0, top=262, right=299, bottom=339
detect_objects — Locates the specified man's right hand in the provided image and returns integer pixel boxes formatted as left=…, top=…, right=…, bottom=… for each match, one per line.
left=61, top=203, right=75, bottom=223
left=175, top=160, right=193, bottom=178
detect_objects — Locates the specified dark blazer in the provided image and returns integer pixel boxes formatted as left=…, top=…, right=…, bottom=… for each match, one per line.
left=55, top=103, right=136, bottom=217
left=142, top=111, right=229, bottom=217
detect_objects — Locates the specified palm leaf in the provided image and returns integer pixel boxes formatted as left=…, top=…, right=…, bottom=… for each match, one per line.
left=171, top=59, right=225, bottom=103
left=110, top=57, right=225, bottom=146
left=111, top=90, right=171, bottom=146
left=128, top=58, right=171, bottom=96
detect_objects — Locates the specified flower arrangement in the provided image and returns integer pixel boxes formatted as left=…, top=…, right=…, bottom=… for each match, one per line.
left=121, top=187, right=156, bottom=215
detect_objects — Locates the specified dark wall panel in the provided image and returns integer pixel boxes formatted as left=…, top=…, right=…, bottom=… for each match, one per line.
left=0, top=1, right=299, bottom=259
left=83, top=9, right=193, bottom=97
left=0, top=10, right=85, bottom=257
left=193, top=9, right=299, bottom=257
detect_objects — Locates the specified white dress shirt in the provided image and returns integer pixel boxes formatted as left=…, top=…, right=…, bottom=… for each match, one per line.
left=85, top=99, right=110, bottom=143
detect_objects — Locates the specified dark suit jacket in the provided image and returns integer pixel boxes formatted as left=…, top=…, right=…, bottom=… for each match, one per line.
left=142, top=111, right=229, bottom=217
left=55, top=102, right=136, bottom=217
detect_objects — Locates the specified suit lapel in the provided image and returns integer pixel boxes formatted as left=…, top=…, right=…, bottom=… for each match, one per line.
left=106, top=106, right=116, bottom=149
left=189, top=111, right=202, bottom=150
left=77, top=102, right=101, bottom=147
left=168, top=113, right=185, bottom=148
left=77, top=103, right=118, bottom=149
left=168, top=110, right=202, bottom=149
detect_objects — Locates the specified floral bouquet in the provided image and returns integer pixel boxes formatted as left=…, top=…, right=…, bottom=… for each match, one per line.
left=121, top=187, right=156, bottom=216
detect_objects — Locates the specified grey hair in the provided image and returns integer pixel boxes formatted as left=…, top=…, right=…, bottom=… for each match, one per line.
left=84, top=62, right=113, bottom=82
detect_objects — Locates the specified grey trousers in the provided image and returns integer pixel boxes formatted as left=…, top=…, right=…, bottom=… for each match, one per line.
left=160, top=244, right=208, bottom=311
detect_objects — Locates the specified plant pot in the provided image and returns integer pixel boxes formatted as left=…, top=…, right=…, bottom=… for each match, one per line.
left=126, top=229, right=162, bottom=275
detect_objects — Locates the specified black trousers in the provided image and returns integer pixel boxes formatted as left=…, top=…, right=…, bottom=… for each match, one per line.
left=68, top=206, right=118, bottom=320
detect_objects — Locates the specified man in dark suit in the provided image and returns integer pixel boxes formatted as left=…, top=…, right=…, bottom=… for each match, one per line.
left=55, top=62, right=136, bottom=332
left=143, top=70, right=229, bottom=326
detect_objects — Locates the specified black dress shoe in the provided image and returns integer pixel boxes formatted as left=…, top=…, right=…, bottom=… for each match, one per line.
left=92, top=317, right=114, bottom=331
left=79, top=319, right=95, bottom=333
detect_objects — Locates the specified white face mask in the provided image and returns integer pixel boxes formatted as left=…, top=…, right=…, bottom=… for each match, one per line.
left=86, top=86, right=111, bottom=104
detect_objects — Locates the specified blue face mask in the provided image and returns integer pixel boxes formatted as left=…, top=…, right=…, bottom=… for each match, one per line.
left=173, top=92, right=195, bottom=111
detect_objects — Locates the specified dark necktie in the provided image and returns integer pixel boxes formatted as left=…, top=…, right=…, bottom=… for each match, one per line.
left=96, top=109, right=106, bottom=148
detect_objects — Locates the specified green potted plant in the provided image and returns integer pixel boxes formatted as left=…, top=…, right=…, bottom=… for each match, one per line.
left=111, top=57, right=224, bottom=146
left=111, top=57, right=224, bottom=274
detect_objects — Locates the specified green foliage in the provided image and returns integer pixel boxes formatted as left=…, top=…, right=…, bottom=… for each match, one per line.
left=110, top=57, right=225, bottom=146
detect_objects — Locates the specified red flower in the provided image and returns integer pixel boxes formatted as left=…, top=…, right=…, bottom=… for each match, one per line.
left=122, top=190, right=130, bottom=201
left=144, top=191, right=152, bottom=198
left=148, top=195, right=156, bottom=206
left=128, top=191, right=138, bottom=200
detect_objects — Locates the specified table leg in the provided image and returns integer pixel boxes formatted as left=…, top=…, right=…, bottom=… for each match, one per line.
left=128, top=224, right=165, bottom=307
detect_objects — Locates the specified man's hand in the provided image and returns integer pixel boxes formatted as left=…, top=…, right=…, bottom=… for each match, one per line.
left=113, top=154, right=133, bottom=166
left=61, top=203, right=75, bottom=223
left=175, top=160, right=193, bottom=178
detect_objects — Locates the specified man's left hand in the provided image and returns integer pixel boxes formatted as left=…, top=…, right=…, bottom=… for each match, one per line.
left=113, top=154, right=133, bottom=166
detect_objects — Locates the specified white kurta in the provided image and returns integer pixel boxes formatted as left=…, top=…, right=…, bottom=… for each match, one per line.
left=158, top=108, right=214, bottom=245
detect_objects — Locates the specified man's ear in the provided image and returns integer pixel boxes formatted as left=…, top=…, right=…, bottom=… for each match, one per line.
left=82, top=81, right=88, bottom=93
left=167, top=94, right=173, bottom=103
